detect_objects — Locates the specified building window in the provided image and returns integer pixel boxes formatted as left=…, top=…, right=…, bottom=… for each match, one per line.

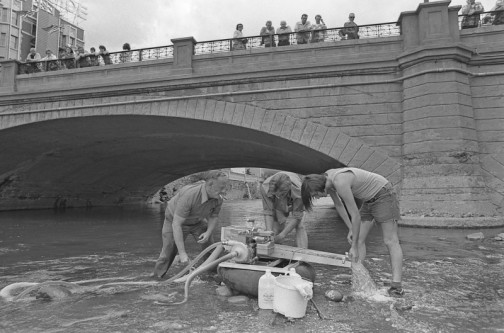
left=0, top=33, right=6, bottom=47
left=0, top=8, right=8, bottom=23
left=10, top=35, right=19, bottom=50
left=11, top=11, right=19, bottom=26
left=32, top=24, right=37, bottom=36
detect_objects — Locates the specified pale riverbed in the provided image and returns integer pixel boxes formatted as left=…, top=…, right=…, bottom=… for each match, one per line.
left=1, top=199, right=503, bottom=332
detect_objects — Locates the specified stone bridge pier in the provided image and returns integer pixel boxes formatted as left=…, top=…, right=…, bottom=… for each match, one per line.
left=0, top=1, right=503, bottom=226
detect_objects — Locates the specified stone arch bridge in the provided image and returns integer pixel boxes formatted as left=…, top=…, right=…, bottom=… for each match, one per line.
left=0, top=1, right=503, bottom=224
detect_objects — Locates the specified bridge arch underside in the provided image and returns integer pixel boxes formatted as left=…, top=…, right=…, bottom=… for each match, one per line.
left=0, top=114, right=345, bottom=210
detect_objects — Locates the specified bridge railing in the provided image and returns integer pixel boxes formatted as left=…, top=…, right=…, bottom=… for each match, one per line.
left=458, top=10, right=504, bottom=29
left=194, top=22, right=400, bottom=55
left=17, top=45, right=175, bottom=75
left=16, top=22, right=399, bottom=74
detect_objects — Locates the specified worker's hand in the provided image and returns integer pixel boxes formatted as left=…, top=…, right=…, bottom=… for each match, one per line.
left=197, top=232, right=210, bottom=244
left=347, top=231, right=353, bottom=245
left=178, top=252, right=189, bottom=264
left=348, top=245, right=359, bottom=263
left=274, top=234, right=285, bottom=244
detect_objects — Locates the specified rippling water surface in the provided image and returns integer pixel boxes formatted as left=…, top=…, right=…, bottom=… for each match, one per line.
left=1, top=200, right=503, bottom=332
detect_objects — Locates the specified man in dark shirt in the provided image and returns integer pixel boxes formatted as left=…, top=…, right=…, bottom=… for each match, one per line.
left=152, top=171, right=228, bottom=279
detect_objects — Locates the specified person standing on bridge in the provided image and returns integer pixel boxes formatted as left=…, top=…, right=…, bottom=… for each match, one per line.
left=301, top=167, right=404, bottom=297
left=152, top=171, right=228, bottom=279
left=261, top=171, right=308, bottom=248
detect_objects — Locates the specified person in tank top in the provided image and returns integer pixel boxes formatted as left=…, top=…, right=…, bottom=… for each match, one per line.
left=301, top=167, right=404, bottom=297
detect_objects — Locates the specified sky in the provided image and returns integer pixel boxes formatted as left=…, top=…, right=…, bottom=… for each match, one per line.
left=78, top=0, right=498, bottom=52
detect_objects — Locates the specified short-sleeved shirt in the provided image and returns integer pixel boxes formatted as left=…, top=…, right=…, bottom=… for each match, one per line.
left=165, top=181, right=223, bottom=225
left=261, top=171, right=304, bottom=219
left=325, top=168, right=388, bottom=202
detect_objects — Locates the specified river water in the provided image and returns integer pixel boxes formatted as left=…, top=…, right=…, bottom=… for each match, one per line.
left=0, top=199, right=503, bottom=333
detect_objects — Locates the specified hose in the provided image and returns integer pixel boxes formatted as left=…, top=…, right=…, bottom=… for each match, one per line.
left=0, top=242, right=225, bottom=301
left=156, top=251, right=238, bottom=306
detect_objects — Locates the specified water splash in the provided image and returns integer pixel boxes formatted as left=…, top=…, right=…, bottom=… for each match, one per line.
left=351, top=261, right=379, bottom=297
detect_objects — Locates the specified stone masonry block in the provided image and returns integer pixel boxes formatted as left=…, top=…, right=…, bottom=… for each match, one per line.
left=166, top=100, right=178, bottom=117
left=222, top=102, right=236, bottom=124
left=476, top=119, right=504, bottom=132
left=279, top=116, right=297, bottom=139
left=185, top=99, right=198, bottom=119
left=403, top=116, right=476, bottom=133
left=372, top=157, right=400, bottom=178
left=258, top=109, right=274, bottom=132
left=319, top=128, right=340, bottom=155
left=269, top=112, right=287, bottom=137
left=328, top=134, right=350, bottom=162
left=309, top=125, right=328, bottom=150
left=403, top=128, right=478, bottom=144
left=176, top=99, right=188, bottom=117
left=252, top=108, right=267, bottom=131
left=231, top=103, right=245, bottom=126
left=241, top=105, right=256, bottom=128
left=348, top=145, right=374, bottom=168
left=403, top=140, right=479, bottom=155
left=213, top=101, right=227, bottom=122
left=338, top=139, right=363, bottom=165
left=289, top=119, right=308, bottom=142
left=150, top=101, right=162, bottom=116
left=493, top=154, right=504, bottom=166
left=403, top=104, right=474, bottom=122
left=203, top=99, right=217, bottom=121
left=481, top=155, right=504, bottom=180
left=140, top=100, right=152, bottom=115
left=387, top=168, right=402, bottom=187
left=194, top=99, right=207, bottom=119
left=403, top=81, right=471, bottom=100
left=299, top=122, right=317, bottom=147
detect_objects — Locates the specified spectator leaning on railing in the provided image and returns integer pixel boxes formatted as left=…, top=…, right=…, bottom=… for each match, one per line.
left=120, top=43, right=132, bottom=63
left=483, top=0, right=504, bottom=25
left=295, top=14, right=311, bottom=44
left=339, top=13, right=360, bottom=39
left=98, top=45, right=112, bottom=65
left=260, top=20, right=276, bottom=47
left=232, top=23, right=247, bottom=50
left=461, top=0, right=485, bottom=29
left=25, top=48, right=41, bottom=73
left=41, top=49, right=58, bottom=71
left=311, top=14, right=327, bottom=43
left=276, top=20, right=292, bottom=46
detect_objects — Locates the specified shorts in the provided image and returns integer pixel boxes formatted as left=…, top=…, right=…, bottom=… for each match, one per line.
left=260, top=185, right=289, bottom=224
left=366, top=183, right=400, bottom=223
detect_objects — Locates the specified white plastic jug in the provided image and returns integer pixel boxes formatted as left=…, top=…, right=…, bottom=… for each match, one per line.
left=258, top=269, right=275, bottom=309
left=273, top=273, right=313, bottom=318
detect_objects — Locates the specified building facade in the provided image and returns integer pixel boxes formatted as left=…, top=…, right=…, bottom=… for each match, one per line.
left=0, top=0, right=84, bottom=61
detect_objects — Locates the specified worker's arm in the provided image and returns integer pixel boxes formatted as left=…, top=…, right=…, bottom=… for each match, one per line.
left=328, top=191, right=353, bottom=244
left=333, top=173, right=361, bottom=262
left=171, top=214, right=188, bottom=263
left=198, top=215, right=218, bottom=243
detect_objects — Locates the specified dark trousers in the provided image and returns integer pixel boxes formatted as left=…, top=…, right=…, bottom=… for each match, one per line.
left=153, top=219, right=214, bottom=278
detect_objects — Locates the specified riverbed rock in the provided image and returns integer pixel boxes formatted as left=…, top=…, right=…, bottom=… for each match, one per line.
left=228, top=295, right=248, bottom=304
left=35, top=285, right=72, bottom=301
left=466, top=232, right=484, bottom=240
left=325, top=290, right=343, bottom=302
left=216, top=285, right=233, bottom=297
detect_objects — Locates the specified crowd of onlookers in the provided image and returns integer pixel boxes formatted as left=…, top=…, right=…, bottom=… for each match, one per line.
left=461, top=0, right=504, bottom=28
left=20, top=1, right=504, bottom=73
left=233, top=13, right=359, bottom=50
left=22, top=42, right=131, bottom=74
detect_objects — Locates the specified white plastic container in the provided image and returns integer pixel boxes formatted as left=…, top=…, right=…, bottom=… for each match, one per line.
left=273, top=274, right=313, bottom=318
left=258, top=269, right=275, bottom=309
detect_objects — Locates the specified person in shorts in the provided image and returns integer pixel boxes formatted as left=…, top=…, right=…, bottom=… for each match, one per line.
left=301, top=167, right=404, bottom=297
left=260, top=171, right=308, bottom=248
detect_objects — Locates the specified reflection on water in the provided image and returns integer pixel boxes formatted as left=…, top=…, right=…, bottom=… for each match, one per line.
left=0, top=200, right=503, bottom=333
